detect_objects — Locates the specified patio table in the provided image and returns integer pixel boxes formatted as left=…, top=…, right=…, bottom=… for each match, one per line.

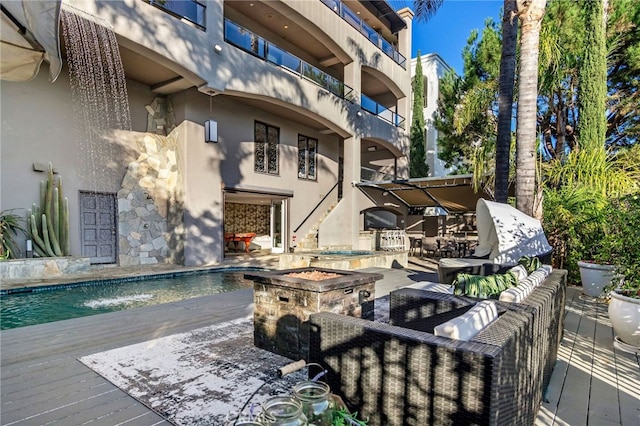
left=224, top=232, right=256, bottom=253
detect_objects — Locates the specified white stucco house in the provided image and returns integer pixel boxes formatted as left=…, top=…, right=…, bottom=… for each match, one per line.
left=410, top=52, right=453, bottom=177
left=1, top=0, right=415, bottom=266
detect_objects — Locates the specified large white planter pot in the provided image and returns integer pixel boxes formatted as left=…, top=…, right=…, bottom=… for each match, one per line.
left=608, top=291, right=640, bottom=349
left=578, top=261, right=617, bottom=297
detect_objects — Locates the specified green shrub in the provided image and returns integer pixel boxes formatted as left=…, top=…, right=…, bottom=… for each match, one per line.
left=542, top=186, right=609, bottom=283
left=601, top=192, right=640, bottom=297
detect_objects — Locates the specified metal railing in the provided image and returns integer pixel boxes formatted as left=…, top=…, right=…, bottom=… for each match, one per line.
left=224, top=19, right=353, bottom=100
left=144, top=0, right=205, bottom=30
left=361, top=94, right=405, bottom=128
left=378, top=229, right=407, bottom=251
left=361, top=166, right=396, bottom=182
left=319, top=0, right=406, bottom=68
left=293, top=181, right=339, bottom=233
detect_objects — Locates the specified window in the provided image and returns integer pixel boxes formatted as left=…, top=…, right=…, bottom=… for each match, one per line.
left=364, top=208, right=400, bottom=229
left=297, top=135, right=317, bottom=180
left=255, top=121, right=279, bottom=174
left=423, top=76, right=428, bottom=108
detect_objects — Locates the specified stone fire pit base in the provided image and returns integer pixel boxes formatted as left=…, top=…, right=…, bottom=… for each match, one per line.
left=244, top=268, right=382, bottom=361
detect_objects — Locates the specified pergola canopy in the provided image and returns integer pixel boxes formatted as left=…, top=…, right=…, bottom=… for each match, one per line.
left=358, top=174, right=491, bottom=213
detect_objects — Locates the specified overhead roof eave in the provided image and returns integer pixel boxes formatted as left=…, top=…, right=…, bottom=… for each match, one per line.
left=369, top=0, right=407, bottom=33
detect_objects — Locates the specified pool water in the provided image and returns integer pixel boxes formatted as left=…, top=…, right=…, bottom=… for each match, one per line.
left=0, top=270, right=256, bottom=330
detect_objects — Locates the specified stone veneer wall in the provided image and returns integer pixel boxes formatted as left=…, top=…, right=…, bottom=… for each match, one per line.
left=118, top=133, right=184, bottom=265
left=0, top=257, right=91, bottom=280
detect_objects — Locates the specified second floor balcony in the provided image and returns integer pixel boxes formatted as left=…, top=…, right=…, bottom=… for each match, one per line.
left=224, top=19, right=353, bottom=100
left=144, top=0, right=206, bottom=30
left=320, top=0, right=407, bottom=68
left=225, top=18, right=405, bottom=129
left=361, top=94, right=405, bottom=128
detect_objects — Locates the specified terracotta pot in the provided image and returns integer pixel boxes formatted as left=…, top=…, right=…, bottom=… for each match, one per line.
left=608, top=291, right=640, bottom=349
left=577, top=261, right=617, bottom=297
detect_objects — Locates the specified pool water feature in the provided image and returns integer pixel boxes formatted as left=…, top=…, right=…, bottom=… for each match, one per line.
left=0, top=269, right=258, bottom=330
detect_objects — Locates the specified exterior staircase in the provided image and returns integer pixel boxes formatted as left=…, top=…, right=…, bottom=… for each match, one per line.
left=294, top=202, right=337, bottom=252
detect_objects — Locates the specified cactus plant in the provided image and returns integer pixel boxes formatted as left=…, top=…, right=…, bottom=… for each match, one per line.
left=28, top=163, right=70, bottom=257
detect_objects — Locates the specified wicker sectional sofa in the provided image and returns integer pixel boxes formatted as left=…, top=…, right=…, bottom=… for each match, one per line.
left=308, top=269, right=567, bottom=425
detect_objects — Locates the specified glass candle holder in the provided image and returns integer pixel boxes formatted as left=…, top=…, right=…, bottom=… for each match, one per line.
left=260, top=396, right=307, bottom=426
left=293, top=381, right=333, bottom=426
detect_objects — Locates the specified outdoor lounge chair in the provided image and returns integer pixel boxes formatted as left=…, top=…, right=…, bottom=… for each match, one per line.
left=438, top=199, right=553, bottom=284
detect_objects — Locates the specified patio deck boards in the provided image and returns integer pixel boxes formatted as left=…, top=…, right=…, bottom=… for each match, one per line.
left=537, top=287, right=639, bottom=425
left=1, top=268, right=639, bottom=425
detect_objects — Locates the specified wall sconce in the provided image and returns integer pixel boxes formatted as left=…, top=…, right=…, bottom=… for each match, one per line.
left=205, top=93, right=218, bottom=143
left=205, top=120, right=218, bottom=143
left=214, top=44, right=223, bottom=53
left=367, top=146, right=377, bottom=152
left=356, top=111, right=363, bottom=117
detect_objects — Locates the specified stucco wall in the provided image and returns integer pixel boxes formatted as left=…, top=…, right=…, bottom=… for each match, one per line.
left=173, top=89, right=342, bottom=264
left=0, top=65, right=155, bottom=256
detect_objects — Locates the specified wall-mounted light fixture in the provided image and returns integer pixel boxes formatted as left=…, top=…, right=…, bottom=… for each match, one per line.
left=356, top=111, right=363, bottom=117
left=214, top=44, right=223, bottom=53
left=367, top=146, right=377, bottom=152
left=204, top=93, right=218, bottom=143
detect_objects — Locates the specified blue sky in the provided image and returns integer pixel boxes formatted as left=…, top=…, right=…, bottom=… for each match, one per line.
left=408, top=0, right=504, bottom=74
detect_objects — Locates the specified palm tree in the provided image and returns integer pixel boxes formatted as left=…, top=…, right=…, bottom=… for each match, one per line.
left=515, top=0, right=548, bottom=217
left=410, top=0, right=444, bottom=20
left=495, top=0, right=518, bottom=203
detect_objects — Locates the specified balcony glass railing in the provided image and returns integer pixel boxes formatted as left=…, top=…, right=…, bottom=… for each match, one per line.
left=320, top=0, right=406, bottom=68
left=224, top=19, right=353, bottom=100
left=144, top=0, right=206, bottom=29
left=361, top=94, right=405, bottom=128
left=361, top=166, right=396, bottom=182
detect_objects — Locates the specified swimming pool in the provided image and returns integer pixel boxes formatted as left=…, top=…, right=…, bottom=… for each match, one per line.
left=0, top=268, right=261, bottom=330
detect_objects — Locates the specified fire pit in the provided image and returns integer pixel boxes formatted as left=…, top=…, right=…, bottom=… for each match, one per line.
left=244, top=268, right=382, bottom=360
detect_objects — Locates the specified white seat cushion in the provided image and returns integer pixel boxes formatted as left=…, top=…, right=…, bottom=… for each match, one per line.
left=508, top=264, right=528, bottom=281
left=434, top=300, right=498, bottom=341
left=406, top=281, right=454, bottom=294
left=499, top=266, right=550, bottom=302
left=499, top=278, right=535, bottom=302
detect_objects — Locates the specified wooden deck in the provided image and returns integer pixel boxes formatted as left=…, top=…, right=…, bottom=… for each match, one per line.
left=536, top=288, right=639, bottom=425
left=1, top=267, right=638, bottom=425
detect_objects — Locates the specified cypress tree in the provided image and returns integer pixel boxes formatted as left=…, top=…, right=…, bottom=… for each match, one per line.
left=410, top=51, right=429, bottom=177
left=576, top=0, right=607, bottom=151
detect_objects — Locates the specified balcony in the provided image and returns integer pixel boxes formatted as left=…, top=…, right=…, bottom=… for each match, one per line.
left=225, top=18, right=405, bottom=128
left=361, top=166, right=396, bottom=182
left=361, top=94, right=405, bottom=128
left=224, top=19, right=353, bottom=100
left=320, top=0, right=406, bottom=68
left=144, top=0, right=206, bottom=30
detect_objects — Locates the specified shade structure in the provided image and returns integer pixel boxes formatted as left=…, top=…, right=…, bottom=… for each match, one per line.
left=474, top=198, right=552, bottom=265
left=358, top=174, right=488, bottom=213
left=0, top=0, right=62, bottom=82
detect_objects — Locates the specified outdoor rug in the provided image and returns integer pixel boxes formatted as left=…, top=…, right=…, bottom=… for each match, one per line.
left=78, top=317, right=306, bottom=425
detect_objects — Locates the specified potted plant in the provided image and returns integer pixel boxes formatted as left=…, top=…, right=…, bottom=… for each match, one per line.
left=0, top=209, right=27, bottom=260
left=601, top=193, right=640, bottom=351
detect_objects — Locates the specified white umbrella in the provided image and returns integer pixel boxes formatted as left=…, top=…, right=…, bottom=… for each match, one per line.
left=1, top=0, right=62, bottom=82
left=473, top=198, right=552, bottom=265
